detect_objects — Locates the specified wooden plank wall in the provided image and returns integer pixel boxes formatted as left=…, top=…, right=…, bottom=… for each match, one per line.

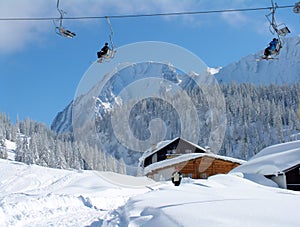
left=148, top=157, right=241, bottom=179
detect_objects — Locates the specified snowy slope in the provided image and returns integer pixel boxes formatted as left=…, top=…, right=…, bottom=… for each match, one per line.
left=106, top=174, right=300, bottom=227
left=215, top=35, right=300, bottom=85
left=0, top=159, right=157, bottom=226
left=1, top=157, right=300, bottom=226
left=4, top=139, right=16, bottom=161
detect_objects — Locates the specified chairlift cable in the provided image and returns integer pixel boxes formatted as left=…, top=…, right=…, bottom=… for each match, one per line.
left=0, top=4, right=295, bottom=21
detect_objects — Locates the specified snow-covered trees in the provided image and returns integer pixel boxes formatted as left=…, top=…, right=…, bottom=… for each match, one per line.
left=220, top=83, right=300, bottom=158
left=0, top=113, right=126, bottom=173
left=0, top=82, right=299, bottom=171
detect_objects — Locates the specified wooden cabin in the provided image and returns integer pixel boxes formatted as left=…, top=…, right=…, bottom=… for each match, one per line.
left=139, top=137, right=245, bottom=181
left=144, top=153, right=245, bottom=181
left=141, top=137, right=207, bottom=168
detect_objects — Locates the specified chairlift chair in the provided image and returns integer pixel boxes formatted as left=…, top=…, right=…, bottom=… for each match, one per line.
left=276, top=24, right=291, bottom=36
left=54, top=23, right=76, bottom=38
left=97, top=17, right=116, bottom=63
left=97, top=49, right=115, bottom=63
left=294, top=2, right=300, bottom=13
left=54, top=0, right=76, bottom=38
left=265, top=0, right=290, bottom=37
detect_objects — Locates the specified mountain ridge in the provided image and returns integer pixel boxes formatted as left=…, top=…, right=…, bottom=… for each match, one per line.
left=215, top=35, right=300, bottom=85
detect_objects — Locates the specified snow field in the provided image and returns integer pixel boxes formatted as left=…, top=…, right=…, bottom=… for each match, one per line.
left=1, top=158, right=300, bottom=226
left=105, top=174, right=300, bottom=227
left=0, top=160, right=153, bottom=226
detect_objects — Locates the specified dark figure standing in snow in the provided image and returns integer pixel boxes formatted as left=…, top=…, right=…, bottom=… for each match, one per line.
left=97, top=42, right=110, bottom=59
left=172, top=171, right=182, bottom=186
left=264, top=38, right=279, bottom=59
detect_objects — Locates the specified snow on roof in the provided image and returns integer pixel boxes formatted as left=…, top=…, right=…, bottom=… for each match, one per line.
left=231, top=140, right=300, bottom=175
left=250, top=140, right=300, bottom=160
left=139, top=137, right=207, bottom=163
left=139, top=138, right=177, bottom=163
left=144, top=152, right=246, bottom=175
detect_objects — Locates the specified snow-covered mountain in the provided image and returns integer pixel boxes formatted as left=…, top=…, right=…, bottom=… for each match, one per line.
left=52, top=62, right=218, bottom=170
left=51, top=101, right=73, bottom=133
left=215, top=35, right=300, bottom=85
left=52, top=36, right=300, bottom=134
left=51, top=36, right=300, bottom=168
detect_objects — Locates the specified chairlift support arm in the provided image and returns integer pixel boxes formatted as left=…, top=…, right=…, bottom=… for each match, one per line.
left=265, top=0, right=290, bottom=38
left=265, top=0, right=279, bottom=35
left=54, top=0, right=76, bottom=38
left=106, top=16, right=115, bottom=50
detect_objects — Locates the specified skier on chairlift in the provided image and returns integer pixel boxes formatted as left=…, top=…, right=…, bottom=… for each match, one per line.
left=97, top=42, right=110, bottom=59
left=263, top=38, right=280, bottom=59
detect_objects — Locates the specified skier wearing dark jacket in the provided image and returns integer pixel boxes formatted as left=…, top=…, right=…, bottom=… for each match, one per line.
left=172, top=171, right=182, bottom=186
left=264, top=38, right=280, bottom=58
left=97, top=43, right=110, bottom=58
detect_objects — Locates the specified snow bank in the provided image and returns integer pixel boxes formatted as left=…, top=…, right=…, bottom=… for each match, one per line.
left=1, top=158, right=300, bottom=226
left=104, top=174, right=300, bottom=227
left=0, top=159, right=154, bottom=226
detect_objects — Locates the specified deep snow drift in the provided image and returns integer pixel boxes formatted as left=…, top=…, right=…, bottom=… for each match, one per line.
left=1, top=158, right=300, bottom=227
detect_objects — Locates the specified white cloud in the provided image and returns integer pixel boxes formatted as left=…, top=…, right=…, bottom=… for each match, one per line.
left=0, top=0, right=201, bottom=54
left=0, top=0, right=271, bottom=54
left=0, top=0, right=55, bottom=54
left=221, top=11, right=248, bottom=28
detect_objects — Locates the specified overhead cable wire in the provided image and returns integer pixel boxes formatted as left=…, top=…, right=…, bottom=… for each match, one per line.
left=0, top=4, right=295, bottom=21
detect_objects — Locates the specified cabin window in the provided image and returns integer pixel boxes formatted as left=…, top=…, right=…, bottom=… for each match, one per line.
left=187, top=173, right=193, bottom=178
left=185, top=149, right=192, bottom=154
left=152, top=153, right=157, bottom=163
left=202, top=173, right=207, bottom=179
left=298, top=167, right=300, bottom=175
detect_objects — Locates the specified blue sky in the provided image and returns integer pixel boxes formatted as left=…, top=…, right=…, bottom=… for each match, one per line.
left=1, top=0, right=299, bottom=126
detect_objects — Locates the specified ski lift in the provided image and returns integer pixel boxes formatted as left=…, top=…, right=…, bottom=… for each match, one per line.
left=265, top=0, right=291, bottom=37
left=53, top=0, right=76, bottom=38
left=294, top=2, right=300, bottom=14
left=97, top=17, right=116, bottom=63
left=261, top=0, right=291, bottom=59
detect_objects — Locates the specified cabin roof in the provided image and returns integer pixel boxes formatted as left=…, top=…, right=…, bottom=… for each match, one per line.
left=231, top=140, right=300, bottom=175
left=144, top=152, right=246, bottom=175
left=139, top=137, right=207, bottom=163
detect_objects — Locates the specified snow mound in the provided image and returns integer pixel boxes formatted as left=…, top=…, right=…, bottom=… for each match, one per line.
left=1, top=158, right=300, bottom=226
left=105, top=174, right=300, bottom=227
